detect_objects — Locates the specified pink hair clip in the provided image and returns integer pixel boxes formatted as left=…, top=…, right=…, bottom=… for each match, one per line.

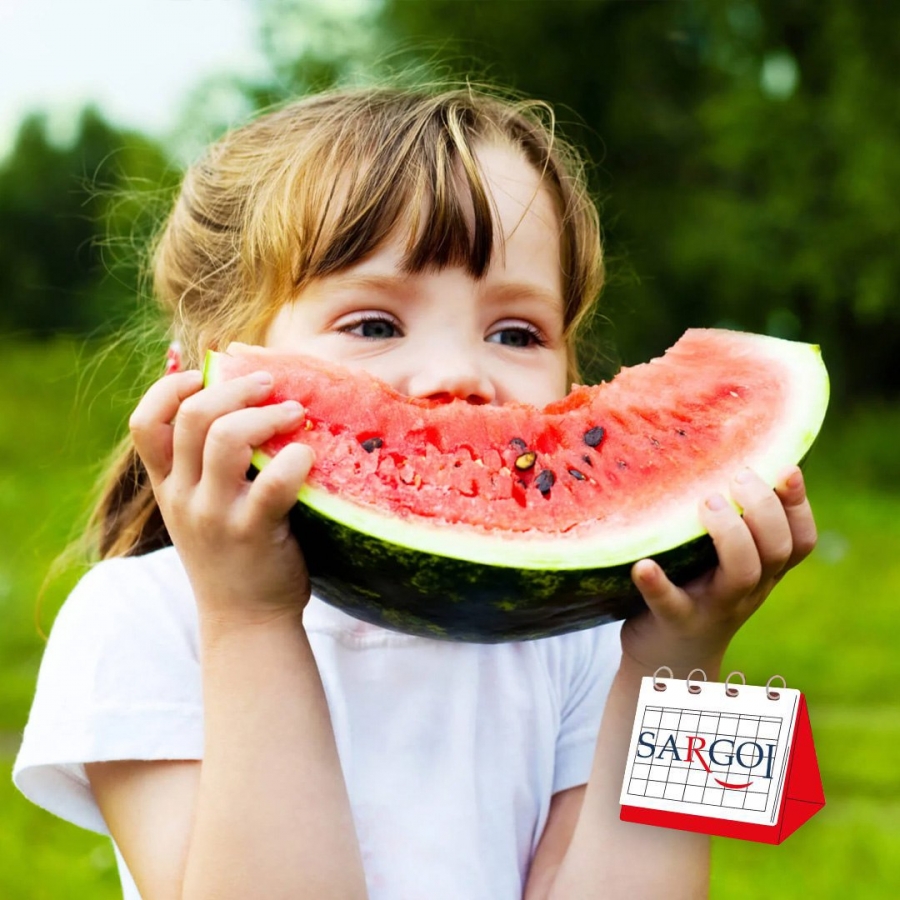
left=165, top=340, right=182, bottom=375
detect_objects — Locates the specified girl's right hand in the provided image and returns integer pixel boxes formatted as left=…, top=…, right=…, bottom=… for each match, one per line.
left=129, top=368, right=315, bottom=624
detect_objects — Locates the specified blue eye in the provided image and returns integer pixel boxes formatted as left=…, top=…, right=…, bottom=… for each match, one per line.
left=488, top=326, right=547, bottom=348
left=340, top=316, right=400, bottom=339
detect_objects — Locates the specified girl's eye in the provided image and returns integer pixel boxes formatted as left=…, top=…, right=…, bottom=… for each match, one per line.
left=338, top=315, right=401, bottom=340
left=487, top=325, right=547, bottom=348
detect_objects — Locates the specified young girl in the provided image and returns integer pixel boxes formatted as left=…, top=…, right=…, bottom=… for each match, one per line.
left=13, top=84, right=817, bottom=900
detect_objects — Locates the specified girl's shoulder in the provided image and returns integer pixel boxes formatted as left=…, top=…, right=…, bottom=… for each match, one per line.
left=15, top=547, right=203, bottom=836
left=75, top=544, right=192, bottom=596
left=49, top=546, right=199, bottom=657
left=535, top=618, right=623, bottom=703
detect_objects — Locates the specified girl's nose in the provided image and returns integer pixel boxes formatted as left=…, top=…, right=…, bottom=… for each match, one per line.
left=405, top=356, right=496, bottom=405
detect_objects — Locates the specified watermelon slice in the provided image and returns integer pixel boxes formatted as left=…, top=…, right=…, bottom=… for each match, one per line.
left=202, top=329, right=829, bottom=642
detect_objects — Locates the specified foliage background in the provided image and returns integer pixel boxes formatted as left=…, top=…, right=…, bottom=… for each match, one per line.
left=2, top=1, right=897, bottom=897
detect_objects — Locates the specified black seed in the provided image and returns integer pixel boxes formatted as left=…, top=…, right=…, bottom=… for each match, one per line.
left=650, top=437, right=661, bottom=448
left=583, top=426, right=605, bottom=448
left=581, top=454, right=594, bottom=467
left=676, top=428, right=686, bottom=436
left=616, top=459, right=628, bottom=469
left=515, top=451, right=537, bottom=471
left=509, top=437, right=528, bottom=452
left=568, top=468, right=587, bottom=481
left=360, top=437, right=383, bottom=453
left=535, top=469, right=556, bottom=494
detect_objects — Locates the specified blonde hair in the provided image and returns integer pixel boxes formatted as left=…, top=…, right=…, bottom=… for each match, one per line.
left=85, top=83, right=605, bottom=562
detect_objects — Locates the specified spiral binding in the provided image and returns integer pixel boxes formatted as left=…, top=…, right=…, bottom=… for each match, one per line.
left=652, top=666, right=787, bottom=701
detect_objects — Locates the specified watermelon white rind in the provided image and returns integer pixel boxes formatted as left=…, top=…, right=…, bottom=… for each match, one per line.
left=202, top=329, right=829, bottom=642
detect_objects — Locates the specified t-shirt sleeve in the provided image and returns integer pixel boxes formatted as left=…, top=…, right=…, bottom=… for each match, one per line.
left=552, top=620, right=622, bottom=795
left=12, top=553, right=203, bottom=834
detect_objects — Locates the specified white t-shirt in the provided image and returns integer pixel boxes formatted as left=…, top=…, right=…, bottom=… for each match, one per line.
left=13, top=545, right=622, bottom=900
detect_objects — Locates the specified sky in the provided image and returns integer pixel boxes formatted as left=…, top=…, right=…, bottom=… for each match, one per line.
left=0, top=0, right=270, bottom=160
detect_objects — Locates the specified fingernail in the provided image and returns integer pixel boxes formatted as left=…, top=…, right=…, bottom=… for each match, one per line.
left=705, top=493, right=727, bottom=511
left=735, top=468, right=753, bottom=484
left=787, top=469, right=803, bottom=489
left=254, top=371, right=273, bottom=385
left=282, top=400, right=304, bottom=415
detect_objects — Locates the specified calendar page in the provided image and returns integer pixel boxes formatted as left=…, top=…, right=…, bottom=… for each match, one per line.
left=620, top=677, right=800, bottom=826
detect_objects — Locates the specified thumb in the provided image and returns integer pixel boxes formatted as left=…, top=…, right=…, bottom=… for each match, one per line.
left=249, top=442, right=316, bottom=523
left=631, top=559, right=691, bottom=623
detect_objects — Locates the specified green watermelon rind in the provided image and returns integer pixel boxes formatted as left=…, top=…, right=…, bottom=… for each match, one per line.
left=283, top=499, right=718, bottom=641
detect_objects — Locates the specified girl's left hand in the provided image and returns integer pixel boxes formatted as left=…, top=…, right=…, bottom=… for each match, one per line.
left=621, top=465, right=818, bottom=677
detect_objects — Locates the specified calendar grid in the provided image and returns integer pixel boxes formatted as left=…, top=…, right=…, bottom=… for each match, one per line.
left=625, top=704, right=785, bottom=815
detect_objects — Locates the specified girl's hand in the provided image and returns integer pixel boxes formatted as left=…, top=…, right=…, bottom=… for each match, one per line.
left=621, top=466, right=817, bottom=677
left=128, top=369, right=315, bottom=623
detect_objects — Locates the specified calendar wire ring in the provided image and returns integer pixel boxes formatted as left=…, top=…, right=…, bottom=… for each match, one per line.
left=686, top=668, right=708, bottom=695
left=725, top=670, right=746, bottom=698
left=652, top=666, right=674, bottom=691
left=766, top=674, right=787, bottom=700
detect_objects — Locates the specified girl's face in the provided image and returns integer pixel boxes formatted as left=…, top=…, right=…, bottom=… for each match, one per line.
left=264, top=143, right=569, bottom=407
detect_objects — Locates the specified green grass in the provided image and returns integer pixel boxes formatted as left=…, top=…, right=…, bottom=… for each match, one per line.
left=1, top=336, right=148, bottom=899
left=2, top=336, right=899, bottom=898
left=0, top=766, right=120, bottom=900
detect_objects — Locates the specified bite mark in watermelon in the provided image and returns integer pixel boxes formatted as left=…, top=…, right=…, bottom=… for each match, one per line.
left=202, top=329, right=829, bottom=642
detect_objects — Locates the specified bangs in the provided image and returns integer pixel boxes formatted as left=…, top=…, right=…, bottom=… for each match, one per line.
left=292, top=106, right=521, bottom=285
left=222, top=87, right=599, bottom=367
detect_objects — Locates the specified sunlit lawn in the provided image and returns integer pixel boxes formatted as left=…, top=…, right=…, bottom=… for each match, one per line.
left=2, top=336, right=898, bottom=898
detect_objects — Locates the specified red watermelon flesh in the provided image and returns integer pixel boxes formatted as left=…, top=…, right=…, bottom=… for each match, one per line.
left=204, top=329, right=828, bottom=567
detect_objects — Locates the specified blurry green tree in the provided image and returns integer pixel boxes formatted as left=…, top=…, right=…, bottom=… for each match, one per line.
left=0, top=107, right=176, bottom=337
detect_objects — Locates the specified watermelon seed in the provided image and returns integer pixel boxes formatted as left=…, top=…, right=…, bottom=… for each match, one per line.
left=581, top=454, right=593, bottom=467
left=535, top=470, right=556, bottom=494
left=676, top=428, right=686, bottom=436
left=515, top=451, right=537, bottom=471
left=650, top=438, right=660, bottom=448
left=568, top=468, right=586, bottom=481
left=583, top=426, right=605, bottom=448
left=360, top=437, right=384, bottom=453
left=616, top=460, right=628, bottom=469
left=509, top=437, right=528, bottom=452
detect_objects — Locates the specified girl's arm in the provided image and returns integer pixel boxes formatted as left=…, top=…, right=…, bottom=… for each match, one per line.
left=188, top=607, right=366, bottom=899
left=547, top=467, right=817, bottom=900
left=543, top=654, right=719, bottom=900
left=87, top=608, right=366, bottom=900
left=85, top=368, right=368, bottom=900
